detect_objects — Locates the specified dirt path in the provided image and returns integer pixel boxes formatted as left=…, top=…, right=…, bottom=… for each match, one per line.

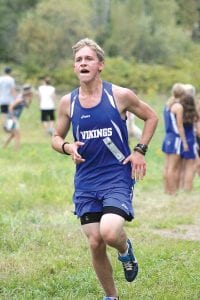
left=153, top=224, right=200, bottom=241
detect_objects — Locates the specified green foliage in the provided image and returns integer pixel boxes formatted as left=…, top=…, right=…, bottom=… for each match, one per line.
left=16, top=0, right=94, bottom=69
left=53, top=61, right=79, bottom=92
left=104, top=44, right=199, bottom=93
left=104, top=0, right=194, bottom=63
left=12, top=52, right=199, bottom=94
left=1, top=0, right=199, bottom=94
left=0, top=0, right=200, bottom=70
left=176, top=0, right=200, bottom=30
left=0, top=0, right=38, bottom=61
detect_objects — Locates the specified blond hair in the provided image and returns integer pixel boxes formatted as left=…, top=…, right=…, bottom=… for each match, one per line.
left=72, top=38, right=105, bottom=62
left=183, top=84, right=196, bottom=97
left=167, top=83, right=186, bottom=108
left=171, top=83, right=185, bottom=98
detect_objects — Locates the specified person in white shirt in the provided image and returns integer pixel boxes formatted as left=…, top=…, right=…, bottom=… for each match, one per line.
left=38, top=77, right=56, bottom=135
left=0, top=66, right=16, bottom=126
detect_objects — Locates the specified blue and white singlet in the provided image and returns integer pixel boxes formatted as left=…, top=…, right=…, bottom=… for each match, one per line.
left=162, top=105, right=182, bottom=154
left=181, top=123, right=197, bottom=159
left=70, top=81, right=134, bottom=191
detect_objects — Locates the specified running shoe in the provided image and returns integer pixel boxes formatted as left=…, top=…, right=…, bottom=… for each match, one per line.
left=118, top=239, right=138, bottom=282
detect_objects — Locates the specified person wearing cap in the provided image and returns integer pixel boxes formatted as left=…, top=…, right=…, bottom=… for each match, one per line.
left=0, top=66, right=16, bottom=125
left=3, top=84, right=33, bottom=150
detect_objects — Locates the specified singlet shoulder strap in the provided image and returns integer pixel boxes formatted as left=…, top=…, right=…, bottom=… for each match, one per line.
left=70, top=87, right=79, bottom=103
left=103, top=80, right=112, bottom=92
left=102, top=81, right=117, bottom=109
left=70, top=88, right=79, bottom=118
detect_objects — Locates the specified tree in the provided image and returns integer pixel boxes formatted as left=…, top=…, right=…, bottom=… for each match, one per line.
left=1, top=0, right=199, bottom=74
left=16, top=0, right=94, bottom=71
left=0, top=0, right=38, bottom=61
left=103, top=0, right=193, bottom=63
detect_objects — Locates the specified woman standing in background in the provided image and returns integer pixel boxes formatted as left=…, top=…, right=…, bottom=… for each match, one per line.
left=162, top=83, right=188, bottom=194
left=178, top=88, right=199, bottom=190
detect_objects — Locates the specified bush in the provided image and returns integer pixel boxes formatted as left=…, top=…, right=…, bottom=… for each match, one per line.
left=8, top=49, right=199, bottom=95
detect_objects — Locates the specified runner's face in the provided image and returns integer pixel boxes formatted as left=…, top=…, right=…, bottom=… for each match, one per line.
left=74, top=46, right=104, bottom=83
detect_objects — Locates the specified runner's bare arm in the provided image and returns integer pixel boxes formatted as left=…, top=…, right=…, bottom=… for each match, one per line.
left=51, top=94, right=85, bottom=163
left=113, top=86, right=158, bottom=180
left=113, top=86, right=158, bottom=145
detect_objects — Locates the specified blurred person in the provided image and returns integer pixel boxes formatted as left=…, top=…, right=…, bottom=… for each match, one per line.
left=195, top=98, right=200, bottom=175
left=183, top=84, right=196, bottom=98
left=184, top=84, right=200, bottom=177
left=127, top=112, right=142, bottom=140
left=162, top=83, right=188, bottom=195
left=52, top=38, right=158, bottom=300
left=195, top=111, right=200, bottom=176
left=0, top=66, right=16, bottom=126
left=38, top=77, right=56, bottom=136
left=3, top=84, right=33, bottom=151
left=178, top=93, right=199, bottom=191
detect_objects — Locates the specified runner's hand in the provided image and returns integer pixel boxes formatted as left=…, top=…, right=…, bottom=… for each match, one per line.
left=70, top=141, right=85, bottom=164
left=123, top=151, right=146, bottom=181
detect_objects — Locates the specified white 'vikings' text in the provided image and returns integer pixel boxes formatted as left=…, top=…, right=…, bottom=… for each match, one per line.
left=80, top=128, right=112, bottom=140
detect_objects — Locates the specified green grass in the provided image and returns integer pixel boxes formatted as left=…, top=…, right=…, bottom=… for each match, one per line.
left=0, top=95, right=200, bottom=300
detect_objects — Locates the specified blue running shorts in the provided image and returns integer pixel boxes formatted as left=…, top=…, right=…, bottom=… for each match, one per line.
left=73, top=187, right=134, bottom=222
left=162, top=133, right=181, bottom=155
left=181, top=138, right=197, bottom=159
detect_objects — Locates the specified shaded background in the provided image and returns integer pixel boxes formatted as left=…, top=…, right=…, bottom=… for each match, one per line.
left=0, top=0, right=199, bottom=93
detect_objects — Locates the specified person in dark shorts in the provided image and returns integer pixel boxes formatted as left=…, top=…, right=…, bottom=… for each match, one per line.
left=52, top=38, right=158, bottom=300
left=38, top=77, right=56, bottom=135
left=0, top=66, right=16, bottom=125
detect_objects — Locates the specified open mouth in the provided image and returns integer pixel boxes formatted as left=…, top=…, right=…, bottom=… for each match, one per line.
left=80, top=69, right=89, bottom=74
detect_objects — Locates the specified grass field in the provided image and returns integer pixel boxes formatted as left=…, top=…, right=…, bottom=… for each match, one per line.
left=0, top=94, right=199, bottom=300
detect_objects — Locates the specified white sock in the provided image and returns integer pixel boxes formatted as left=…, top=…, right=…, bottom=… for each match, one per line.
left=119, top=242, right=129, bottom=257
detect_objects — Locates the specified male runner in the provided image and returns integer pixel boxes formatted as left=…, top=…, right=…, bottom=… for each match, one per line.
left=52, top=38, right=158, bottom=300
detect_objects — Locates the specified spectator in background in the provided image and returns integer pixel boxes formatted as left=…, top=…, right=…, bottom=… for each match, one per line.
left=127, top=112, right=142, bottom=141
left=38, top=77, right=56, bottom=136
left=195, top=101, right=200, bottom=176
left=179, top=84, right=200, bottom=187
left=3, top=84, right=33, bottom=151
left=0, top=66, right=16, bottom=126
left=162, top=83, right=188, bottom=195
left=184, top=85, right=200, bottom=176
left=183, top=84, right=196, bottom=98
left=178, top=92, right=199, bottom=191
